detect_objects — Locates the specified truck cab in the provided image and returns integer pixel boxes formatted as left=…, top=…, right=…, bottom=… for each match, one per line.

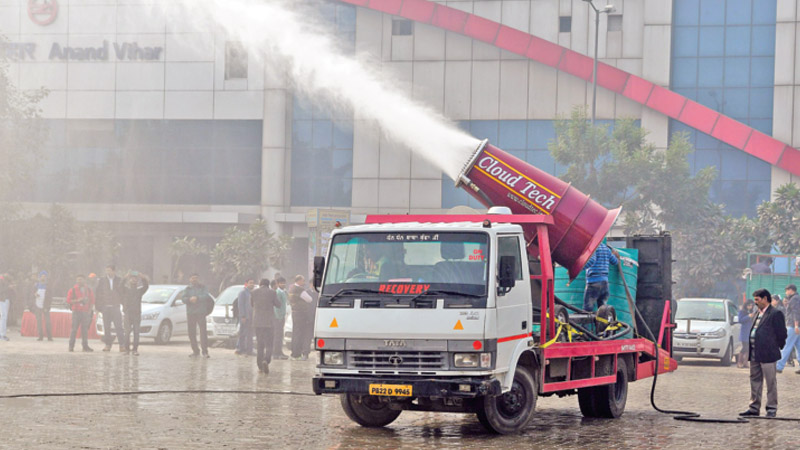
left=312, top=219, right=541, bottom=433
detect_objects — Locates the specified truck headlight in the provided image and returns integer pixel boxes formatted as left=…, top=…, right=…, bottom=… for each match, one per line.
left=701, top=329, right=725, bottom=338
left=141, top=312, right=159, bottom=321
left=323, top=351, right=344, bottom=365
left=454, top=353, right=479, bottom=368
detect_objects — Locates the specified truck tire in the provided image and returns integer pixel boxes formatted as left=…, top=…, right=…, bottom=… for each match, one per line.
left=594, top=357, right=629, bottom=418
left=718, top=340, right=733, bottom=367
left=340, top=394, right=401, bottom=428
left=577, top=387, right=598, bottom=417
left=476, top=366, right=538, bottom=434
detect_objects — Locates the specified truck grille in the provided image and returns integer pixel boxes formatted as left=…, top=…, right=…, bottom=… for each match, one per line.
left=349, top=351, right=447, bottom=371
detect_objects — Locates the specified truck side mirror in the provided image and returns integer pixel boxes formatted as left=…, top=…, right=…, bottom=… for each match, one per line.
left=498, top=256, right=516, bottom=295
left=313, top=256, right=325, bottom=291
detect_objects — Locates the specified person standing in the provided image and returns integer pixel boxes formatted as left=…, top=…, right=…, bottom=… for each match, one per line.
left=96, top=265, right=128, bottom=352
left=0, top=276, right=12, bottom=341
left=183, top=273, right=212, bottom=358
left=776, top=284, right=800, bottom=373
left=582, top=243, right=619, bottom=312
left=66, top=275, right=95, bottom=352
left=740, top=289, right=787, bottom=418
left=235, top=279, right=256, bottom=356
left=273, top=276, right=289, bottom=360
left=252, top=279, right=280, bottom=373
left=32, top=271, right=53, bottom=341
left=289, top=275, right=314, bottom=361
left=737, top=300, right=756, bottom=369
left=122, top=271, right=149, bottom=356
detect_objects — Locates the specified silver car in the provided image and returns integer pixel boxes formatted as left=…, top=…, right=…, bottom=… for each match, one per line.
left=673, top=298, right=743, bottom=366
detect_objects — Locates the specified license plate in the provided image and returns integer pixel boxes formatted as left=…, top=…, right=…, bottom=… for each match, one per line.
left=216, top=325, right=237, bottom=335
left=369, top=384, right=412, bottom=397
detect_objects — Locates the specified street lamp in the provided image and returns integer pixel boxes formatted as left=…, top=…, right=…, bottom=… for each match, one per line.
left=583, top=0, right=615, bottom=126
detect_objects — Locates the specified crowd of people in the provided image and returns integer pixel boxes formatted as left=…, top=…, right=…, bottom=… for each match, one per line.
left=233, top=274, right=317, bottom=374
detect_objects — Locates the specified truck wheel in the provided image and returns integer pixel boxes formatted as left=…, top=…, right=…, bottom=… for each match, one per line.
left=340, top=394, right=401, bottom=428
left=155, top=321, right=172, bottom=345
left=477, top=366, right=537, bottom=434
left=718, top=341, right=733, bottom=367
left=594, top=357, right=629, bottom=418
left=577, top=387, right=598, bottom=417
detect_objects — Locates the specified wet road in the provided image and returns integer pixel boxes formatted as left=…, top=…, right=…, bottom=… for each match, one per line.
left=1, top=333, right=798, bottom=449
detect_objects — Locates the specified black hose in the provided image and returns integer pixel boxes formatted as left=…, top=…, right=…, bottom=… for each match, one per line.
left=0, top=389, right=318, bottom=399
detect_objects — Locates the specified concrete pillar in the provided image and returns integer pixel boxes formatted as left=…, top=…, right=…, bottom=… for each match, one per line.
left=260, top=50, right=290, bottom=234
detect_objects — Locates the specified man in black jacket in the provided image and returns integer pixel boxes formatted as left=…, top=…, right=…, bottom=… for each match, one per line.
left=122, top=271, right=149, bottom=356
left=251, top=279, right=280, bottom=374
left=740, top=288, right=787, bottom=418
left=96, top=265, right=128, bottom=353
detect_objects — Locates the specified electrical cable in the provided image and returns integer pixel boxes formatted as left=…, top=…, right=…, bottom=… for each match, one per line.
left=0, top=389, right=318, bottom=400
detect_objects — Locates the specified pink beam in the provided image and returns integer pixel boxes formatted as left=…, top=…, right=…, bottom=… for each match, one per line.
left=337, top=0, right=800, bottom=177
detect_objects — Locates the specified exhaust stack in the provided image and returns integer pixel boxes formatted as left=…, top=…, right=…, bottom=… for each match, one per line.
left=456, top=139, right=621, bottom=280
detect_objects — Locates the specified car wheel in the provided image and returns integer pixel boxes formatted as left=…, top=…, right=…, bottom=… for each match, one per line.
left=155, top=321, right=172, bottom=345
left=719, top=340, right=733, bottom=366
left=340, top=394, right=401, bottom=427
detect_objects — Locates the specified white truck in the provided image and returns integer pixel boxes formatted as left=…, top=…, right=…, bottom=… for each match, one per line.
left=310, top=212, right=676, bottom=434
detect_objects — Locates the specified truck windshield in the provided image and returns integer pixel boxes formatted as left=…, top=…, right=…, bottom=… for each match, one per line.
left=322, top=231, right=489, bottom=296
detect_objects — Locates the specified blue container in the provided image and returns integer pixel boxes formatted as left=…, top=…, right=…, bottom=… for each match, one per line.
left=554, top=247, right=639, bottom=339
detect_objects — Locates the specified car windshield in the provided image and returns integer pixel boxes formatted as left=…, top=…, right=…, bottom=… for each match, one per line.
left=216, top=285, right=244, bottom=305
left=142, top=287, right=177, bottom=304
left=676, top=301, right=726, bottom=321
left=322, top=231, right=489, bottom=296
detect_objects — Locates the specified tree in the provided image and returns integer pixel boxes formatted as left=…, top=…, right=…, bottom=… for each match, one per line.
left=549, top=107, right=756, bottom=298
left=210, top=219, right=293, bottom=292
left=169, top=236, right=209, bottom=281
left=0, top=39, right=48, bottom=204
left=756, top=183, right=800, bottom=255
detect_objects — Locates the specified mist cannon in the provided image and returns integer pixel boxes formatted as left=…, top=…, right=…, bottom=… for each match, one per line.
left=455, top=139, right=620, bottom=279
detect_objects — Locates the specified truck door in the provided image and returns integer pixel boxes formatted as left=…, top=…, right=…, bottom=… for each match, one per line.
left=494, top=234, right=530, bottom=373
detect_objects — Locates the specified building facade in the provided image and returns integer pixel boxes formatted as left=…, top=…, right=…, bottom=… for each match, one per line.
left=1, top=0, right=799, bottom=280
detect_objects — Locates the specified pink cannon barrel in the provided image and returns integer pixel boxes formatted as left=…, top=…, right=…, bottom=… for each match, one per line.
left=456, top=139, right=621, bottom=280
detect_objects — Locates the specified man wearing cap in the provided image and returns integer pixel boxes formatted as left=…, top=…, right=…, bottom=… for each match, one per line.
left=123, top=271, right=149, bottom=356
left=32, top=271, right=53, bottom=341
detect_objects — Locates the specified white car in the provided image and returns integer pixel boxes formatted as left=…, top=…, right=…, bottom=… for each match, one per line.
left=97, top=284, right=216, bottom=345
left=207, top=284, right=293, bottom=345
left=673, top=298, right=742, bottom=366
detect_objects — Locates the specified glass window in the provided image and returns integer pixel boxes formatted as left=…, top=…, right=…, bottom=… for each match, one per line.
left=498, top=120, right=527, bottom=150
left=696, top=88, right=724, bottom=111
left=724, top=26, right=751, bottom=56
left=698, top=27, right=724, bottom=56
left=673, top=27, right=699, bottom=57
left=723, top=88, right=749, bottom=119
left=333, top=121, right=354, bottom=149
left=527, top=150, right=556, bottom=174
left=607, top=15, right=622, bottom=32
left=697, top=58, right=724, bottom=87
left=470, top=121, right=499, bottom=143
left=725, top=0, right=753, bottom=25
left=672, top=58, right=698, bottom=88
left=224, top=41, right=248, bottom=80
left=674, top=87, right=698, bottom=101
left=392, top=19, right=414, bottom=36
left=441, top=177, right=483, bottom=209
left=293, top=120, right=313, bottom=148
left=312, top=120, right=333, bottom=149
left=337, top=5, right=357, bottom=32
left=749, top=88, right=774, bottom=118
left=749, top=119, right=772, bottom=134
left=559, top=16, right=572, bottom=33
left=747, top=156, right=772, bottom=180
left=751, top=25, right=776, bottom=56
left=750, top=57, right=775, bottom=87
left=527, top=121, right=556, bottom=149
left=752, top=0, right=777, bottom=24
left=720, top=150, right=748, bottom=179
left=676, top=300, right=726, bottom=321
left=497, top=236, right=523, bottom=280
left=699, top=0, right=726, bottom=25
left=293, top=96, right=313, bottom=120
left=675, top=0, right=700, bottom=25
left=724, top=58, right=750, bottom=87
left=695, top=149, right=721, bottom=170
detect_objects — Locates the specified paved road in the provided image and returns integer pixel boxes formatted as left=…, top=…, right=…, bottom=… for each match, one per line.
left=0, top=331, right=798, bottom=449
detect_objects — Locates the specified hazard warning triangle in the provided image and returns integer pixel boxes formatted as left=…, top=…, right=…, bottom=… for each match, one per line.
left=330, top=318, right=338, bottom=328
left=453, top=320, right=464, bottom=330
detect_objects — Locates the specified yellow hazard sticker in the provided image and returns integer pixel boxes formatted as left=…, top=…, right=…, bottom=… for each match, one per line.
left=330, top=318, right=338, bottom=328
left=454, top=320, right=464, bottom=330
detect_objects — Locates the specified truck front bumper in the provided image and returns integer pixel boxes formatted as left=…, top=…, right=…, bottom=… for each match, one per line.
left=312, top=375, right=502, bottom=398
